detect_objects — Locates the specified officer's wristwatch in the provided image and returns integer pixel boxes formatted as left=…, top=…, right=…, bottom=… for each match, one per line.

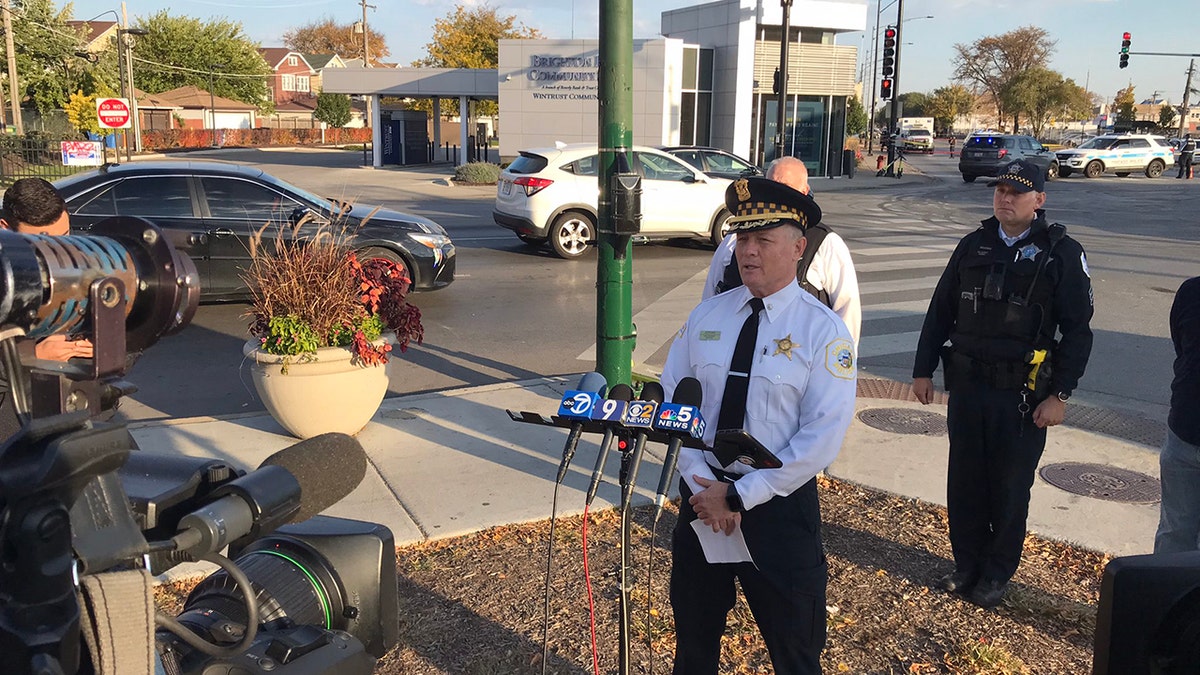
left=725, top=484, right=745, bottom=513
left=1055, top=391, right=1071, bottom=403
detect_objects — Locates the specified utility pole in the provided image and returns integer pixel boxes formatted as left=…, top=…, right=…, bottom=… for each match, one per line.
left=885, top=0, right=903, bottom=176
left=2, top=0, right=23, bottom=134
left=359, top=0, right=373, bottom=66
left=122, top=2, right=143, bottom=153
left=359, top=0, right=375, bottom=132
left=775, top=0, right=794, bottom=161
left=115, top=20, right=129, bottom=160
left=1179, top=59, right=1195, bottom=139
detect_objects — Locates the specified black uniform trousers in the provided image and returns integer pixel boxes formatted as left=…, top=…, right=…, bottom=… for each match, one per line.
left=1178, top=153, right=1194, bottom=179
left=946, top=378, right=1047, bottom=584
left=670, top=476, right=826, bottom=675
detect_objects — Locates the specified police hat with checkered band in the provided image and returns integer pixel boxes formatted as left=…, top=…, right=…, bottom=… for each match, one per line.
left=987, top=159, right=1045, bottom=193
left=724, top=176, right=822, bottom=234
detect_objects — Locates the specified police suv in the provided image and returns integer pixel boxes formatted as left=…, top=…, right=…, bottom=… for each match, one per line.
left=1054, top=134, right=1174, bottom=178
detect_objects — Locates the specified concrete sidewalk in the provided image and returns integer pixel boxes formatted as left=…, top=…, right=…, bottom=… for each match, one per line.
left=128, top=375, right=1161, bottom=567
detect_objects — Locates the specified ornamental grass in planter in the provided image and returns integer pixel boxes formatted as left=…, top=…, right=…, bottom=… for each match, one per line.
left=241, top=216, right=424, bottom=438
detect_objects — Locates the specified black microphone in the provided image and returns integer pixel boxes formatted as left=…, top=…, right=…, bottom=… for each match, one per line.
left=620, top=381, right=664, bottom=511
left=653, top=377, right=704, bottom=516
left=555, top=371, right=608, bottom=484
left=171, top=432, right=367, bottom=556
left=585, top=383, right=634, bottom=505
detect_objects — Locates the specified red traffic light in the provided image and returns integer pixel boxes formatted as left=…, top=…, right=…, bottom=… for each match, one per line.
left=880, top=78, right=893, bottom=100
left=1123, top=32, right=1131, bottom=40
left=884, top=27, right=896, bottom=39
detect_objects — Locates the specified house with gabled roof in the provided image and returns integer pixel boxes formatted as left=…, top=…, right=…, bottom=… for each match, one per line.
left=258, top=48, right=316, bottom=107
left=65, top=20, right=118, bottom=53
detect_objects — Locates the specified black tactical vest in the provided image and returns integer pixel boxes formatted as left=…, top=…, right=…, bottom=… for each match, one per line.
left=950, top=219, right=1065, bottom=363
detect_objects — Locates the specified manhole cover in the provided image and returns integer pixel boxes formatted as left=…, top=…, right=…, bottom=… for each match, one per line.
left=1039, top=462, right=1160, bottom=504
left=857, top=408, right=947, bottom=436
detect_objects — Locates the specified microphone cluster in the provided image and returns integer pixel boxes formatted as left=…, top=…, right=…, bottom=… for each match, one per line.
left=517, top=373, right=708, bottom=510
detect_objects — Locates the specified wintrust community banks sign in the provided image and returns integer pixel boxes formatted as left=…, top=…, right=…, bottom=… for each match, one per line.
left=525, top=54, right=599, bottom=101
left=498, top=38, right=682, bottom=158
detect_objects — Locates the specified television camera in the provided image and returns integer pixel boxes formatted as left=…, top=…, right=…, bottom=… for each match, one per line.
left=0, top=217, right=398, bottom=675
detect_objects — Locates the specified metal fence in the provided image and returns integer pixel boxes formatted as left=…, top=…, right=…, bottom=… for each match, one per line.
left=0, top=136, right=100, bottom=188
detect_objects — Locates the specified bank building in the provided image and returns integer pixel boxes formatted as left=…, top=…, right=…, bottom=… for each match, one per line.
left=324, top=0, right=866, bottom=177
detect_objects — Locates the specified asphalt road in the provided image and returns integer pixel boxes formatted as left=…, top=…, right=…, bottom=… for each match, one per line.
left=110, top=147, right=1198, bottom=427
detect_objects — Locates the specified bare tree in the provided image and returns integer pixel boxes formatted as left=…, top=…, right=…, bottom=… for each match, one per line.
left=953, top=26, right=1056, bottom=132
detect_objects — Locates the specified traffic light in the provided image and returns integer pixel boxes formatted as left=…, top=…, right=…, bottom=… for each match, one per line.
left=881, top=26, right=897, bottom=78
left=1119, top=32, right=1131, bottom=69
left=880, top=77, right=893, bottom=100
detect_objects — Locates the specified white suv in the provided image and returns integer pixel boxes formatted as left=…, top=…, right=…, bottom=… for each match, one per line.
left=1054, top=134, right=1175, bottom=178
left=494, top=143, right=732, bottom=259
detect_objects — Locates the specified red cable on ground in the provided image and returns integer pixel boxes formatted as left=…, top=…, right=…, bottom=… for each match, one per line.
left=582, top=504, right=601, bottom=675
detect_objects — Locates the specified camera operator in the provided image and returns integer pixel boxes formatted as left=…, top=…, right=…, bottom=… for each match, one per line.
left=1, top=177, right=95, bottom=362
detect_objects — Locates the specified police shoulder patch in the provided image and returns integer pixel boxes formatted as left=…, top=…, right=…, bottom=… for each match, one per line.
left=825, top=338, right=856, bottom=380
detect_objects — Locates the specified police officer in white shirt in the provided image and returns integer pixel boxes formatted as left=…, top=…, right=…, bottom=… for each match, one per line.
left=663, top=177, right=858, bottom=675
left=702, top=156, right=862, bottom=346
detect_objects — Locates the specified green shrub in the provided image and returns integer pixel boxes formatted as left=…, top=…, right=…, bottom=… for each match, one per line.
left=454, top=162, right=501, bottom=184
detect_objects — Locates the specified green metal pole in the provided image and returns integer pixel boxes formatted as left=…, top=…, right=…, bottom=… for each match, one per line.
left=596, top=0, right=635, bottom=388
left=598, top=2, right=636, bottom=673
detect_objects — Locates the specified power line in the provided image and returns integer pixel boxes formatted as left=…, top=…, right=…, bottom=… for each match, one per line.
left=132, top=55, right=268, bottom=79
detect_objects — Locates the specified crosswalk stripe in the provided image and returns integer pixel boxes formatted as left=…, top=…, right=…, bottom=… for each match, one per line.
left=851, top=243, right=957, bottom=257
left=863, top=299, right=932, bottom=321
left=575, top=268, right=708, bottom=364
left=859, top=277, right=940, bottom=295
left=853, top=258, right=951, bottom=273
left=859, top=330, right=924, bottom=359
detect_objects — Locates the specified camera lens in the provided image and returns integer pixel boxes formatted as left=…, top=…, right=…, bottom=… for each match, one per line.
left=177, top=537, right=344, bottom=638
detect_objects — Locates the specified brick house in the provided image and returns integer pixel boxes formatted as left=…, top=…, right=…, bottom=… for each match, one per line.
left=259, top=48, right=317, bottom=107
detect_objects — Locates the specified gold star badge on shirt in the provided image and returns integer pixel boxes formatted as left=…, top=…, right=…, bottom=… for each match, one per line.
left=773, top=334, right=797, bottom=360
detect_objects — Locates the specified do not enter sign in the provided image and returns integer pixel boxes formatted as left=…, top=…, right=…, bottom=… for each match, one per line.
left=96, top=98, right=132, bottom=129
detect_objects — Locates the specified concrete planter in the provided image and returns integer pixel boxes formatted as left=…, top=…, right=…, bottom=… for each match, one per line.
left=243, top=337, right=390, bottom=439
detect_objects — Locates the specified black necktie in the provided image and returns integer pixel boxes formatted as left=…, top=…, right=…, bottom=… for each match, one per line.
left=717, top=297, right=765, bottom=431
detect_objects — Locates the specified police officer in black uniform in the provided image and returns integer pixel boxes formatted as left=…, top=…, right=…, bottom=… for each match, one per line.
left=1177, top=134, right=1195, bottom=179
left=911, top=159, right=1093, bottom=608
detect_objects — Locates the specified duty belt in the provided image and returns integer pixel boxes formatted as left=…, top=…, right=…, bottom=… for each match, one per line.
left=945, top=350, right=1029, bottom=390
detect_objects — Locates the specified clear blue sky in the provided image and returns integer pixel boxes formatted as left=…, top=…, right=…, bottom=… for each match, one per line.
left=71, top=0, right=1197, bottom=112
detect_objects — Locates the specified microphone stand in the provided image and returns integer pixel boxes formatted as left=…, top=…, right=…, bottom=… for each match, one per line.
left=616, top=434, right=638, bottom=675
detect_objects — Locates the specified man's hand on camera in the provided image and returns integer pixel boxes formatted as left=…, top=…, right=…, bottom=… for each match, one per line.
left=36, top=334, right=95, bottom=361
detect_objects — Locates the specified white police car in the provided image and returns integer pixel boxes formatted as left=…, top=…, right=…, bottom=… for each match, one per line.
left=1054, top=134, right=1174, bottom=179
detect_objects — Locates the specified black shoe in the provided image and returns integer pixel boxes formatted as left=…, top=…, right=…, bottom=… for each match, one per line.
left=968, top=579, right=1008, bottom=608
left=936, top=570, right=978, bottom=594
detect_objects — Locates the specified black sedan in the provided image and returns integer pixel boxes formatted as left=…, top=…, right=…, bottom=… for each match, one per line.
left=660, top=146, right=762, bottom=181
left=54, top=161, right=456, bottom=300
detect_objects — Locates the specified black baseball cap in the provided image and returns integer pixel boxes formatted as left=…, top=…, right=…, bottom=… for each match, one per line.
left=988, top=159, right=1045, bottom=193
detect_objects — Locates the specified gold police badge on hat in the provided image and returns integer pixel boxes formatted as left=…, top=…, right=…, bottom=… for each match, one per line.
left=734, top=178, right=751, bottom=202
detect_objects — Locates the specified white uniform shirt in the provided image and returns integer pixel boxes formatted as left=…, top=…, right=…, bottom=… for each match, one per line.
left=702, top=231, right=862, bottom=346
left=663, top=282, right=858, bottom=511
